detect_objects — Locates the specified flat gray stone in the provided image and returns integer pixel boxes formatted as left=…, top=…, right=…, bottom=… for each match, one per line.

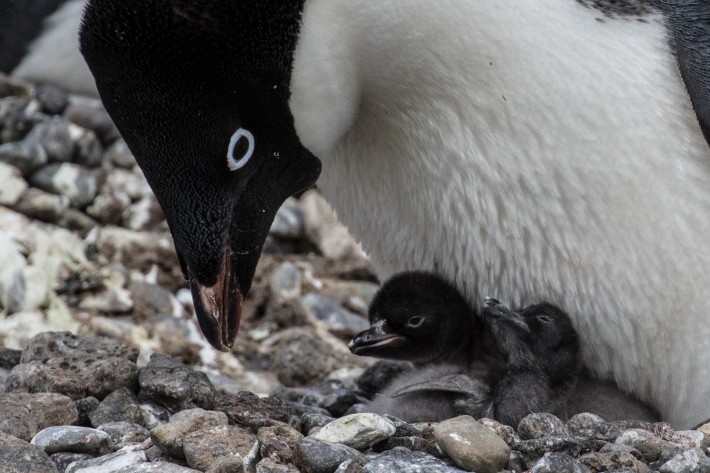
left=138, top=353, right=216, bottom=411
left=0, top=393, right=78, bottom=441
left=434, top=415, right=510, bottom=473
left=31, top=426, right=112, bottom=455
left=65, top=449, right=146, bottom=473
left=311, top=413, right=395, bottom=450
left=293, top=437, right=365, bottom=473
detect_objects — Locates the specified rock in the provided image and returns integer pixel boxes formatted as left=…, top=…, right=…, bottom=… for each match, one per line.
left=0, top=431, right=58, bottom=473
left=616, top=429, right=675, bottom=463
left=301, top=414, right=336, bottom=435
left=518, top=413, right=569, bottom=440
left=293, top=437, right=366, bottom=473
left=64, top=96, right=119, bottom=144
left=0, top=266, right=49, bottom=313
left=97, top=422, right=149, bottom=450
left=274, top=380, right=360, bottom=417
left=139, top=401, right=171, bottom=429
left=182, top=425, right=257, bottom=472
left=113, top=464, right=201, bottom=473
left=123, top=195, right=165, bottom=231
left=150, top=408, right=228, bottom=459
left=434, top=415, right=511, bottom=473
left=0, top=312, right=54, bottom=351
left=104, top=138, right=136, bottom=168
left=74, top=397, right=100, bottom=426
left=80, top=287, right=135, bottom=313
left=529, top=452, right=589, bottom=473
left=0, top=162, right=28, bottom=206
left=35, top=83, right=68, bottom=115
left=311, top=413, right=395, bottom=450
left=25, top=117, right=74, bottom=162
left=11, top=188, right=69, bottom=222
left=128, top=280, right=176, bottom=319
left=71, top=125, right=104, bottom=168
left=0, top=140, right=48, bottom=175
left=31, top=426, right=112, bottom=455
left=51, top=452, right=94, bottom=472
left=478, top=417, right=519, bottom=446
left=362, top=447, right=465, bottom=473
left=659, top=449, right=710, bottom=473
left=89, top=388, right=145, bottom=427
left=86, top=184, right=130, bottom=225
left=138, top=353, right=217, bottom=411
left=7, top=332, right=139, bottom=400
left=270, top=198, right=305, bottom=239
left=567, top=413, right=621, bottom=441
left=0, top=393, right=78, bottom=441
left=0, top=348, right=22, bottom=369
left=64, top=449, right=147, bottom=473
left=30, top=162, right=99, bottom=208
left=206, top=456, right=247, bottom=473
left=301, top=293, right=370, bottom=337
left=257, top=458, right=299, bottom=473
left=258, top=424, right=304, bottom=464
left=0, top=96, right=43, bottom=143
left=374, top=435, right=444, bottom=458
left=579, top=448, right=650, bottom=472
left=105, top=168, right=152, bottom=201
left=271, top=329, right=348, bottom=387
left=270, top=261, right=302, bottom=302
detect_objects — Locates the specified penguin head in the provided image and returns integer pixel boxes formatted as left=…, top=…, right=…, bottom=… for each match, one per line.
left=79, top=0, right=320, bottom=350
left=349, top=271, right=478, bottom=364
left=484, top=299, right=579, bottom=374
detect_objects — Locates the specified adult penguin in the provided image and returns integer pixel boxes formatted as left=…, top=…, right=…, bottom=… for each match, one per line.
left=79, top=0, right=710, bottom=428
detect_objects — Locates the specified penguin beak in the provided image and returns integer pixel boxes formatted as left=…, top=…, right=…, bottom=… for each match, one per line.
left=482, top=298, right=530, bottom=333
left=188, top=248, right=242, bottom=352
left=349, top=320, right=406, bottom=355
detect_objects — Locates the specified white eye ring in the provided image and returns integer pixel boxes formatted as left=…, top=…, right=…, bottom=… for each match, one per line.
left=227, top=128, right=255, bottom=171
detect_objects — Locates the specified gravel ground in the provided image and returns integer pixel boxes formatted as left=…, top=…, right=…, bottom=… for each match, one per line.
left=1, top=73, right=709, bottom=473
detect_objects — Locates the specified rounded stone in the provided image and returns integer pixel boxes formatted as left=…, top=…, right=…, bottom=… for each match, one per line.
left=311, top=413, right=396, bottom=450
left=31, top=426, right=112, bottom=455
left=433, top=415, right=510, bottom=473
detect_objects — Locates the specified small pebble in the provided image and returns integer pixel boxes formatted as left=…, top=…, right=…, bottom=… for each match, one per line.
left=293, top=437, right=366, bottom=473
left=311, top=413, right=396, bottom=450
left=434, top=415, right=510, bottom=473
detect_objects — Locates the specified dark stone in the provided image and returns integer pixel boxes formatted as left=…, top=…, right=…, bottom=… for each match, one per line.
left=29, top=162, right=99, bottom=208
left=293, top=438, right=366, bottom=473
left=35, top=83, right=68, bottom=115
left=300, top=413, right=336, bottom=436
left=72, top=127, right=103, bottom=168
left=0, top=348, right=21, bottom=370
left=0, top=140, right=47, bottom=175
left=89, top=388, right=145, bottom=427
left=74, top=397, right=100, bottom=426
left=513, top=436, right=606, bottom=466
left=182, top=425, right=255, bottom=472
left=0, top=97, right=45, bottom=143
left=258, top=424, right=303, bottom=465
left=50, top=452, right=94, bottom=472
left=64, top=97, right=119, bottom=144
left=0, top=431, right=58, bottom=473
left=373, top=436, right=445, bottom=458
left=0, top=393, right=78, bottom=441
left=31, top=426, right=112, bottom=455
left=215, top=391, right=293, bottom=428
left=300, top=379, right=360, bottom=417
left=11, top=188, right=68, bottom=223
left=567, top=413, right=621, bottom=441
left=24, top=117, right=74, bottom=162
left=138, top=353, right=216, bottom=411
left=362, top=447, right=465, bottom=472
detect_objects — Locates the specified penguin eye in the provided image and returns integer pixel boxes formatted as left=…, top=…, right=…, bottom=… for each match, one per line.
left=406, top=316, right=425, bottom=328
left=537, top=315, right=552, bottom=324
left=227, top=128, right=255, bottom=171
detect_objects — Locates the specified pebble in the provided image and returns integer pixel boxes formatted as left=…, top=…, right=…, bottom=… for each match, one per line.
left=293, top=437, right=366, bottom=473
left=30, top=162, right=99, bottom=208
left=51, top=452, right=95, bottom=472
left=257, top=458, right=299, bottom=473
left=0, top=266, right=49, bottom=313
left=311, top=413, right=396, bottom=450
left=659, top=448, right=710, bottom=473
left=518, top=413, right=570, bottom=439
left=150, top=408, right=228, bottom=459
left=97, top=422, right=150, bottom=450
left=0, top=162, right=28, bottom=206
left=24, top=117, right=75, bottom=162
left=616, top=428, right=676, bottom=463
left=215, top=391, right=293, bottom=428
left=0, top=139, right=48, bottom=175
left=31, top=425, right=112, bottom=455
left=567, top=413, right=620, bottom=441
left=89, top=388, right=145, bottom=427
left=434, top=415, right=511, bottom=473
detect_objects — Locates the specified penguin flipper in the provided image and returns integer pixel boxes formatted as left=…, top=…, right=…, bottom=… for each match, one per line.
left=662, top=2, right=710, bottom=146
left=389, top=373, right=488, bottom=398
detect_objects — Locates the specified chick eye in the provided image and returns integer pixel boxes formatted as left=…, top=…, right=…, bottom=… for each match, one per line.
left=227, top=128, right=255, bottom=171
left=406, top=316, right=425, bottom=328
left=537, top=315, right=552, bottom=324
